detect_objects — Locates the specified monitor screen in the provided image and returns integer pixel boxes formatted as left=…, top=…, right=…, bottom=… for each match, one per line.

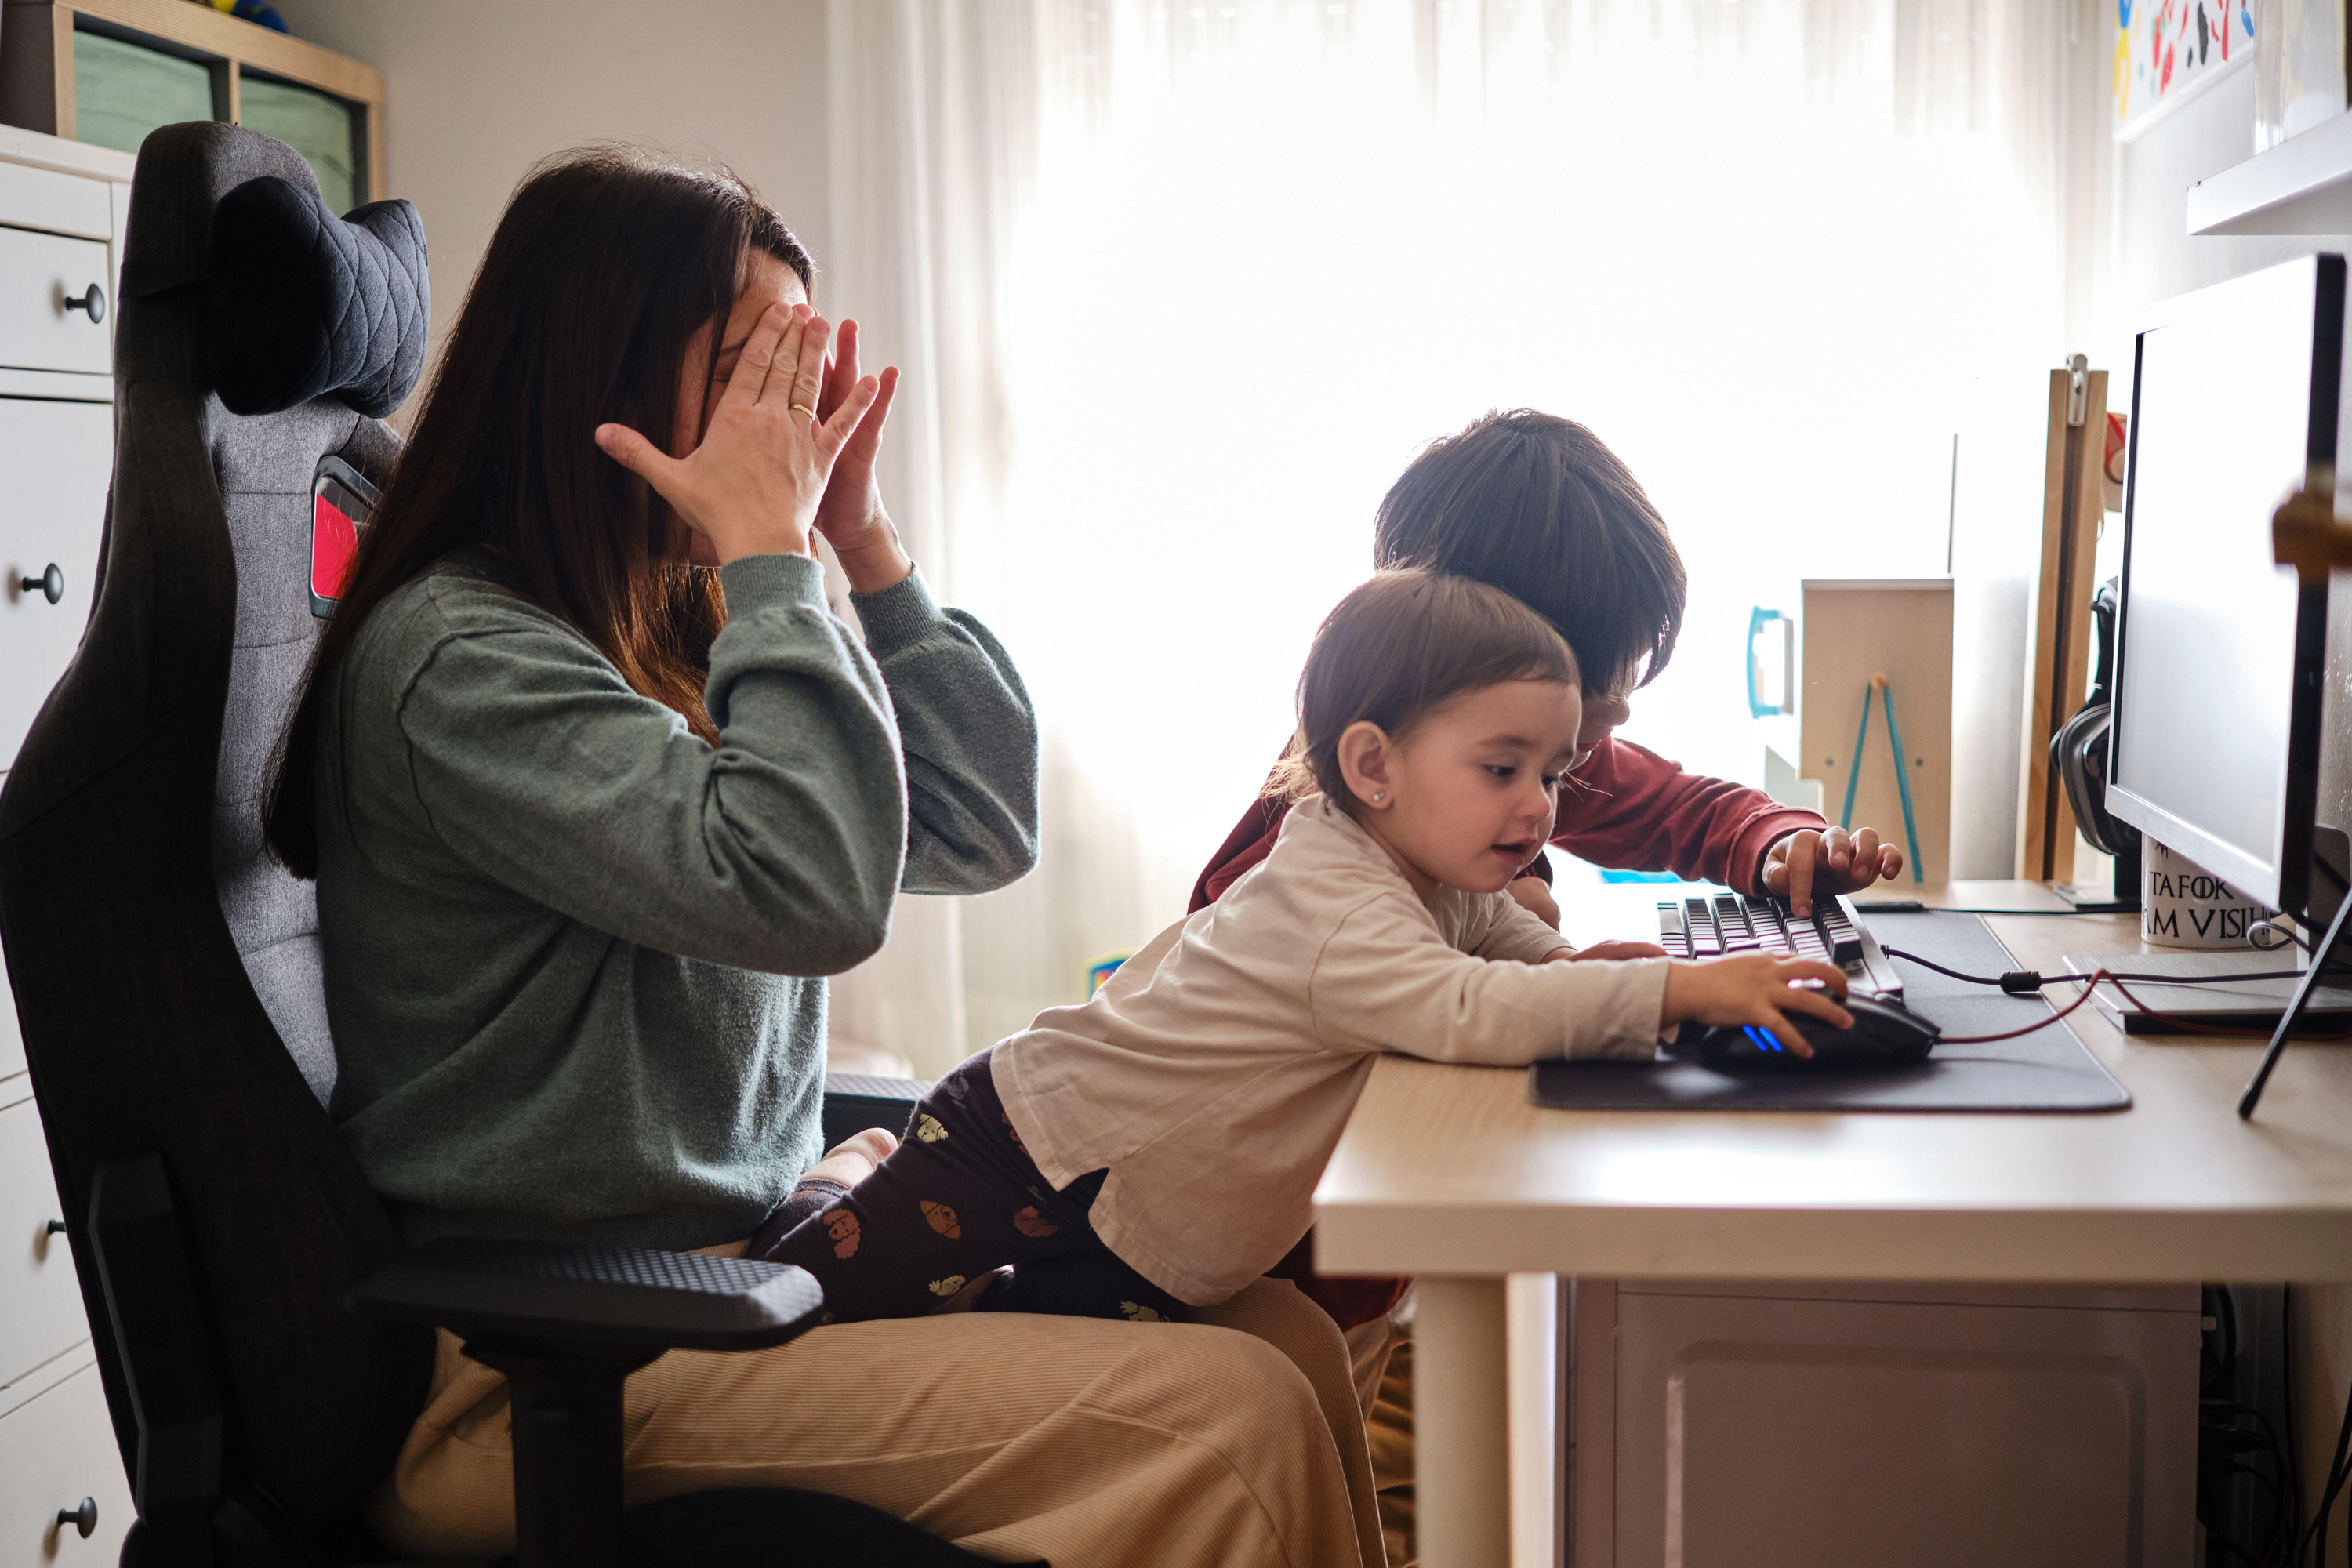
left=2107, top=253, right=2343, bottom=917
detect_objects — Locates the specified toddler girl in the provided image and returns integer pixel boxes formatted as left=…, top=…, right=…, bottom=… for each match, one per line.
left=757, top=569, right=1851, bottom=1321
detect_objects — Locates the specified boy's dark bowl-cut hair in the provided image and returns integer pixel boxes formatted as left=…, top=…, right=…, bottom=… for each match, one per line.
left=1374, top=408, right=1686, bottom=695
left=1276, top=569, right=1581, bottom=812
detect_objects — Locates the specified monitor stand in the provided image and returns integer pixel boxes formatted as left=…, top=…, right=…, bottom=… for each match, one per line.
left=2054, top=835, right=2141, bottom=915
left=2238, top=826, right=2352, bottom=1118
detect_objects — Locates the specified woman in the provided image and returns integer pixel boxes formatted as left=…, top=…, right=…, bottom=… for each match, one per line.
left=269, top=147, right=1379, bottom=1566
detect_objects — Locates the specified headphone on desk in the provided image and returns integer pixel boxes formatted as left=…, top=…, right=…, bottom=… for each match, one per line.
left=2053, top=577, right=2140, bottom=860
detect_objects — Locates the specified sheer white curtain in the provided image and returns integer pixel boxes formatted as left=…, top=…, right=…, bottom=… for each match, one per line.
left=822, top=0, right=2101, bottom=1076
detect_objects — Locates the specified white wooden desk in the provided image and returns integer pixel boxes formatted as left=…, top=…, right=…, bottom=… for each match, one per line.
left=1312, top=880, right=2352, bottom=1568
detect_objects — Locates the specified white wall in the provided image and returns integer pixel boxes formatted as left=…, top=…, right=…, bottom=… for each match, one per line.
left=267, top=0, right=832, bottom=387
left=2099, top=60, right=2352, bottom=1520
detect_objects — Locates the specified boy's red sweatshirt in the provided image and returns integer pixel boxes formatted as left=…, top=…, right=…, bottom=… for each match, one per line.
left=1189, top=736, right=1826, bottom=1330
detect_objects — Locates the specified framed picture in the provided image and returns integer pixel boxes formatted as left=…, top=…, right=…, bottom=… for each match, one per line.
left=2115, top=0, right=2258, bottom=141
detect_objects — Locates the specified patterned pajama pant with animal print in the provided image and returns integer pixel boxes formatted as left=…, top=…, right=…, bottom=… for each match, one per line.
left=751, top=1049, right=1193, bottom=1326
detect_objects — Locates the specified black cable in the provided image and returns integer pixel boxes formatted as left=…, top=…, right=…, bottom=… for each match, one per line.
left=2205, top=1284, right=2239, bottom=1395
left=2290, top=1287, right=2307, bottom=1567
left=1905, top=906, right=2119, bottom=915
left=2202, top=1380, right=2294, bottom=1567
left=1882, top=947, right=2310, bottom=990
left=2296, top=1374, right=2352, bottom=1568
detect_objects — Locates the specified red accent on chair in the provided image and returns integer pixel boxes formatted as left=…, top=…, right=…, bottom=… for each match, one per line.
left=310, top=492, right=357, bottom=604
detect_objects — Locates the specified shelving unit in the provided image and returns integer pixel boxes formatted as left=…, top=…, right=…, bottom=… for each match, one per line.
left=0, top=119, right=136, bottom=1565
left=2187, top=111, right=2352, bottom=235
left=0, top=0, right=383, bottom=202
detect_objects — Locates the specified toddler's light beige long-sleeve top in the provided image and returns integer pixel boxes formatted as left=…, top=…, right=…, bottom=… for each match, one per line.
left=990, top=793, right=1668, bottom=1306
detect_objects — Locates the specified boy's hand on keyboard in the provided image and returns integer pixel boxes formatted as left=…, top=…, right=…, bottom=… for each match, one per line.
left=1761, top=827, right=1906, bottom=919
left=1661, top=956, right=1852, bottom=1055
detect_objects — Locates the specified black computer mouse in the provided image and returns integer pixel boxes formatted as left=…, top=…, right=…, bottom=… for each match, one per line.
left=1693, top=993, right=1941, bottom=1072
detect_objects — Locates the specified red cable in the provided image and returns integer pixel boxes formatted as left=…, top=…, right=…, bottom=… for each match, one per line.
left=1926, top=967, right=2352, bottom=1044
left=1934, top=972, right=2108, bottom=1044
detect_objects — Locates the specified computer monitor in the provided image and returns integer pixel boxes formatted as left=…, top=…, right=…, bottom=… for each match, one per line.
left=2106, top=253, right=2343, bottom=921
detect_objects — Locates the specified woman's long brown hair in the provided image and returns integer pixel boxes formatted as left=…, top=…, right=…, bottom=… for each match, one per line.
left=266, top=147, right=811, bottom=878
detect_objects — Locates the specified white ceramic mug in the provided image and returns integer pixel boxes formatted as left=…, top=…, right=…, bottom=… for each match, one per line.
left=2141, top=840, right=2269, bottom=948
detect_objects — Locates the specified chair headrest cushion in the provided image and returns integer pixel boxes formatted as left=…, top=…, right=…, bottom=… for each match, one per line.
left=204, top=175, right=430, bottom=418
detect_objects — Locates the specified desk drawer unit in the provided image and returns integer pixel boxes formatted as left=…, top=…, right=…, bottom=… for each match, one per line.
left=0, top=397, right=110, bottom=772
left=0, top=1362, right=131, bottom=1566
left=0, top=227, right=111, bottom=377
left=0, top=1093, right=85, bottom=1391
left=1592, top=1283, right=2198, bottom=1568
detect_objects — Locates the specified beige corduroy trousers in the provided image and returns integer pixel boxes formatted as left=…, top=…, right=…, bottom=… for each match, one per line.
left=367, top=1272, right=1384, bottom=1568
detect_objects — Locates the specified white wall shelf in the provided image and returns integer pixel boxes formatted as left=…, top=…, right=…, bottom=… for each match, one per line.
left=2189, top=111, right=2352, bottom=234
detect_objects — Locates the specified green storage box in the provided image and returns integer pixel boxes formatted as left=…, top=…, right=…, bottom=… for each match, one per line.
left=73, top=31, right=212, bottom=157
left=72, top=31, right=360, bottom=214
left=239, top=74, right=358, bottom=214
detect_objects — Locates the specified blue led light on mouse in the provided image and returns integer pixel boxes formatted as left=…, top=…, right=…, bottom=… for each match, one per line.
left=1700, top=993, right=1940, bottom=1071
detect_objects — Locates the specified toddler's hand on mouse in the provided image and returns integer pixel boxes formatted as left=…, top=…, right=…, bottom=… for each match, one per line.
left=1661, top=955, right=1851, bottom=1056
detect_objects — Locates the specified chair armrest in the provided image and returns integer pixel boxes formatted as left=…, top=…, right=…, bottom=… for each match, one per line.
left=822, top=1070, right=931, bottom=1149
left=346, top=1237, right=825, bottom=1354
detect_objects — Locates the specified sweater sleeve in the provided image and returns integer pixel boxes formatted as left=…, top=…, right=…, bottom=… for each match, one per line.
left=392, top=553, right=906, bottom=975
left=1307, top=894, right=1664, bottom=1064
left=1552, top=738, right=1824, bottom=894
left=850, top=567, right=1041, bottom=896
left=1472, top=895, right=1577, bottom=964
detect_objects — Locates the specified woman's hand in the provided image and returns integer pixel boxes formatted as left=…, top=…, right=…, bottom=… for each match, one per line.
left=595, top=303, right=880, bottom=567
left=1761, top=826, right=1906, bottom=918
left=811, top=318, right=913, bottom=593
left=1660, top=954, right=1851, bottom=1056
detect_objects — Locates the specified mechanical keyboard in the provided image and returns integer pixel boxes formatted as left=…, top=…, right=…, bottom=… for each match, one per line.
left=1653, top=891, right=1905, bottom=1000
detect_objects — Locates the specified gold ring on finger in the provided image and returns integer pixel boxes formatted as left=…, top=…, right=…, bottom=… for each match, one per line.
left=789, top=403, right=816, bottom=418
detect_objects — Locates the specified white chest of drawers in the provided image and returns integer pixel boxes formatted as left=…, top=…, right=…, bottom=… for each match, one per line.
left=0, top=123, right=135, bottom=1568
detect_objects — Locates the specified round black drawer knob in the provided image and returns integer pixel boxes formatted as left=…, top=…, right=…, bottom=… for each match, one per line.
left=46, top=1218, right=67, bottom=1235
left=64, top=284, right=105, bottom=324
left=57, top=1497, right=96, bottom=1538
left=20, top=564, right=63, bottom=604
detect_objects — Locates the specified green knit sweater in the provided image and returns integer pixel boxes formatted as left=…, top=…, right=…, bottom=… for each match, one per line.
left=314, top=550, right=1036, bottom=1249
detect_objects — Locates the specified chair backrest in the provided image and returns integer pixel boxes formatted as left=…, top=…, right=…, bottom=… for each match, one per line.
left=0, top=123, right=431, bottom=1538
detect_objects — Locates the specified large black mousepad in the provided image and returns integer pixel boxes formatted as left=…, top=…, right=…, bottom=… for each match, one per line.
left=1528, top=910, right=2129, bottom=1113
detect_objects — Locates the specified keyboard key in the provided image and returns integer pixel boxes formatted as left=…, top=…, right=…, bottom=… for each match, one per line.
left=1711, top=895, right=1756, bottom=950
left=1814, top=904, right=1864, bottom=964
left=1655, top=902, right=1690, bottom=959
left=1739, top=895, right=1795, bottom=955
left=1683, top=897, right=1723, bottom=957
